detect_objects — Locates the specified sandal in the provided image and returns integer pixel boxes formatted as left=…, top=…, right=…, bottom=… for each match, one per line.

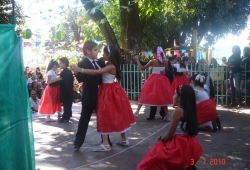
left=117, top=140, right=129, bottom=147
left=134, top=110, right=139, bottom=118
left=93, top=144, right=111, bottom=152
left=163, top=115, right=171, bottom=122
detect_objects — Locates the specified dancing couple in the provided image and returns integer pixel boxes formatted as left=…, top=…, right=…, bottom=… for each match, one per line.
left=72, top=41, right=135, bottom=152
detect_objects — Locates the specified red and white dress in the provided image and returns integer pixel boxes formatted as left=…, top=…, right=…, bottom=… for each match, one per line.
left=139, top=67, right=173, bottom=106
left=194, top=88, right=218, bottom=125
left=38, top=70, right=61, bottom=115
left=171, top=64, right=190, bottom=94
left=96, top=73, right=135, bottom=134
left=136, top=121, right=203, bottom=170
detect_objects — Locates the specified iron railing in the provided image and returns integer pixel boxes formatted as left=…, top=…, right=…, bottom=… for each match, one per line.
left=121, top=64, right=250, bottom=106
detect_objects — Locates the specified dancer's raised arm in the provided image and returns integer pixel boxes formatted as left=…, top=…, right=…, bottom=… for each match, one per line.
left=133, top=56, right=153, bottom=70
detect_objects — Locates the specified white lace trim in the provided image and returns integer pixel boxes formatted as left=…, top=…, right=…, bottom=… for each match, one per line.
left=98, top=122, right=136, bottom=134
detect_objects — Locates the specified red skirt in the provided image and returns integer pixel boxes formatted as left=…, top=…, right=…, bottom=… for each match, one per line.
left=197, top=99, right=218, bottom=124
left=136, top=135, right=203, bottom=170
left=171, top=75, right=190, bottom=94
left=139, top=74, right=173, bottom=106
left=96, top=82, right=135, bottom=134
left=38, top=85, right=61, bottom=115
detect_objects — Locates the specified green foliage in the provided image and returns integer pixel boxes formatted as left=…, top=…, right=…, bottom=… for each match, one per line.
left=0, top=0, right=26, bottom=25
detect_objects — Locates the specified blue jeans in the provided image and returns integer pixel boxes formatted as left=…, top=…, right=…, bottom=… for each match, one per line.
left=230, top=72, right=242, bottom=103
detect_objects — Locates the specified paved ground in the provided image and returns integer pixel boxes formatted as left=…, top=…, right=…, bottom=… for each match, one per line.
left=33, top=102, right=250, bottom=170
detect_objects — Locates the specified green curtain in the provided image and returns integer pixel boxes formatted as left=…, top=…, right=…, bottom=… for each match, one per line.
left=0, top=25, right=35, bottom=170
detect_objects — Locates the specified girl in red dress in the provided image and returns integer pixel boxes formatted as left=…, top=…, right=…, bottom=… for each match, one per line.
left=39, top=60, right=62, bottom=122
left=190, top=74, right=219, bottom=131
left=136, top=85, right=203, bottom=170
left=171, top=57, right=190, bottom=94
left=133, top=46, right=173, bottom=121
left=72, top=45, right=135, bottom=152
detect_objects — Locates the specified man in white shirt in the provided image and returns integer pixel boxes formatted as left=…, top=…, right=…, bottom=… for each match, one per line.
left=30, top=90, right=40, bottom=113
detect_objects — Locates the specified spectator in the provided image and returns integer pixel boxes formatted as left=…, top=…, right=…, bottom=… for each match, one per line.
left=27, top=83, right=32, bottom=96
left=73, top=84, right=82, bottom=103
left=36, top=72, right=44, bottom=83
left=228, top=45, right=242, bottom=107
left=36, top=67, right=41, bottom=73
left=24, top=66, right=30, bottom=79
left=30, top=90, right=40, bottom=113
left=37, top=82, right=44, bottom=99
left=188, top=57, right=197, bottom=71
left=221, top=57, right=228, bottom=66
left=242, top=47, right=250, bottom=78
left=209, top=58, right=219, bottom=68
left=196, top=59, right=208, bottom=74
left=31, top=81, right=38, bottom=91
left=27, top=74, right=37, bottom=85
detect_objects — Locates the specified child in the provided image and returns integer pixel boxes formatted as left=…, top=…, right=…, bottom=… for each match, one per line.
left=190, top=74, right=220, bottom=131
left=171, top=57, right=190, bottom=94
left=72, top=45, right=135, bottom=152
left=39, top=59, right=62, bottom=122
left=58, top=57, right=74, bottom=123
left=136, top=85, right=203, bottom=170
left=133, top=46, right=173, bottom=121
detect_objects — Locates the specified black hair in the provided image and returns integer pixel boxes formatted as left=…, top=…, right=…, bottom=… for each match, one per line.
left=36, top=72, right=43, bottom=79
left=47, top=59, right=59, bottom=72
left=83, top=40, right=97, bottom=56
left=190, top=74, right=205, bottom=87
left=31, top=81, right=38, bottom=89
left=59, top=57, right=69, bottom=67
left=103, top=45, right=122, bottom=82
left=180, top=57, right=189, bottom=68
left=176, top=85, right=198, bottom=136
left=168, top=56, right=176, bottom=61
left=232, top=45, right=241, bottom=57
left=152, top=46, right=164, bottom=61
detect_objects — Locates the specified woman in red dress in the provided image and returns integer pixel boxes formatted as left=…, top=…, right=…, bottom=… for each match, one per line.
left=39, top=60, right=62, bottom=122
left=72, top=45, right=135, bottom=152
left=171, top=57, right=190, bottom=94
left=136, top=85, right=203, bottom=170
left=133, top=46, right=173, bottom=121
left=190, top=74, right=219, bottom=131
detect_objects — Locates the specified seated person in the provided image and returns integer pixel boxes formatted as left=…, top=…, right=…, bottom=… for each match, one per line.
left=190, top=74, right=220, bottom=131
left=30, top=90, right=40, bottom=113
left=136, top=85, right=203, bottom=170
left=73, top=84, right=82, bottom=103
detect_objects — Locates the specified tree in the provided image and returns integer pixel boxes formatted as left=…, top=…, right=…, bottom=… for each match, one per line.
left=0, top=0, right=25, bottom=25
left=49, top=0, right=250, bottom=63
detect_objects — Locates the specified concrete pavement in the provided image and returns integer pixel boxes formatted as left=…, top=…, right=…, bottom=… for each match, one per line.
left=33, top=102, right=250, bottom=170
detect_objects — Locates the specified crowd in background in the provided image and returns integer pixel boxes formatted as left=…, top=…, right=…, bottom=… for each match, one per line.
left=25, top=46, right=250, bottom=112
left=24, top=66, right=83, bottom=113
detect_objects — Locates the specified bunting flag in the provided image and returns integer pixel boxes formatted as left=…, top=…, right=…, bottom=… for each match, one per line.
left=181, top=49, right=186, bottom=53
left=23, top=42, right=29, bottom=47
left=174, top=50, right=181, bottom=58
left=35, top=42, right=41, bottom=47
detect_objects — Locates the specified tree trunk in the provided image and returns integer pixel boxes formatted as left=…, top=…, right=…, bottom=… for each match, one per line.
left=120, top=0, right=142, bottom=64
left=70, top=21, right=81, bottom=42
left=80, top=0, right=118, bottom=46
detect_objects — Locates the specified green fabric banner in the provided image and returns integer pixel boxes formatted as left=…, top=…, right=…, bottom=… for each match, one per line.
left=0, top=25, right=35, bottom=170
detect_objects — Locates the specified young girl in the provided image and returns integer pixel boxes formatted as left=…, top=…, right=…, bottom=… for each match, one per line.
left=171, top=57, right=190, bottom=94
left=133, top=46, right=173, bottom=121
left=190, top=74, right=220, bottom=131
left=38, top=60, right=62, bottom=122
left=136, top=85, right=203, bottom=170
left=72, top=45, right=135, bottom=152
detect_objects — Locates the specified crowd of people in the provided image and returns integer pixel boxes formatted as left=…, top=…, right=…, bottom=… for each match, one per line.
left=24, top=41, right=250, bottom=169
left=25, top=63, right=83, bottom=115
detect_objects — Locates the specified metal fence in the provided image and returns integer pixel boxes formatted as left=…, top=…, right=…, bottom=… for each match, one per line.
left=120, top=64, right=250, bottom=106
